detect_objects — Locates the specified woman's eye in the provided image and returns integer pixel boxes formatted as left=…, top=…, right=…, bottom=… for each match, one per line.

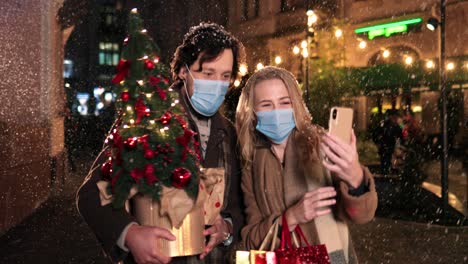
left=281, top=101, right=291, bottom=105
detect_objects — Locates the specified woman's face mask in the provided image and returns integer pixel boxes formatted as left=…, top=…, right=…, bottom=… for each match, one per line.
left=184, top=65, right=229, bottom=117
left=255, top=108, right=296, bottom=144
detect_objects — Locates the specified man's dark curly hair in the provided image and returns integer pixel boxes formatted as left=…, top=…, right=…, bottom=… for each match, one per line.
left=171, top=22, right=245, bottom=82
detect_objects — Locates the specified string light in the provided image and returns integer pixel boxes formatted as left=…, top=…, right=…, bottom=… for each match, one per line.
left=239, top=64, right=248, bottom=76
left=137, top=80, right=144, bottom=86
left=146, top=93, right=152, bottom=98
left=426, top=60, right=435, bottom=69
left=141, top=29, right=147, bottom=33
left=234, top=80, right=241, bottom=87
left=359, top=40, right=367, bottom=49
left=131, top=8, right=138, bottom=13
left=130, top=119, right=135, bottom=124
left=126, top=106, right=133, bottom=111
left=293, top=46, right=300, bottom=55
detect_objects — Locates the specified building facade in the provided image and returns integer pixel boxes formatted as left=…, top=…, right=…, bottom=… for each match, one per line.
left=227, top=0, right=467, bottom=140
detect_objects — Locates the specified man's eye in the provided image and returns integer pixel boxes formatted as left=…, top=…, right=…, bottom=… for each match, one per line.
left=203, top=72, right=213, bottom=76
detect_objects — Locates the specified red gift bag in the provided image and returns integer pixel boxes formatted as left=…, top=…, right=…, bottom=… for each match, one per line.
left=275, top=214, right=330, bottom=264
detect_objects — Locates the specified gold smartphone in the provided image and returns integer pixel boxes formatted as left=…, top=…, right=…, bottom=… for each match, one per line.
left=328, top=107, right=354, bottom=144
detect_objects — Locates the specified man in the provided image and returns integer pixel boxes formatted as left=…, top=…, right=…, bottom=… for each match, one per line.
left=377, top=109, right=402, bottom=175
left=77, top=23, right=245, bottom=264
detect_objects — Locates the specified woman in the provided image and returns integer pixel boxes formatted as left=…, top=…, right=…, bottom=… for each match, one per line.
left=236, top=66, right=377, bottom=263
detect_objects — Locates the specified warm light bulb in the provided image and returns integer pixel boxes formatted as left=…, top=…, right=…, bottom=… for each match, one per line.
left=293, top=46, right=300, bottom=55
left=131, top=8, right=138, bottom=13
left=301, top=40, right=307, bottom=49
left=129, top=119, right=135, bottom=124
left=137, top=80, right=144, bottom=86
left=256, top=63, right=264, bottom=71
left=426, top=60, right=435, bottom=69
left=150, top=120, right=155, bottom=124
left=382, top=50, right=390, bottom=58
left=234, top=80, right=241, bottom=87
left=239, top=63, right=248, bottom=76
left=146, top=93, right=152, bottom=98
left=126, top=106, right=132, bottom=111
left=405, top=56, right=413, bottom=65
left=141, top=29, right=147, bottom=33
left=335, top=29, right=343, bottom=38
left=359, top=41, right=367, bottom=49
left=174, top=99, right=179, bottom=104
left=446, top=62, right=455, bottom=70
left=302, top=49, right=309, bottom=58
left=274, top=56, right=282, bottom=65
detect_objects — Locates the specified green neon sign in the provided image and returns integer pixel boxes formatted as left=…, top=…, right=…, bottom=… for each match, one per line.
left=355, top=18, right=422, bottom=40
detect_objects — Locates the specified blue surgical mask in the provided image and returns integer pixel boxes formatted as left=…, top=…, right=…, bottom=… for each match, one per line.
left=255, top=109, right=296, bottom=144
left=184, top=66, right=229, bottom=117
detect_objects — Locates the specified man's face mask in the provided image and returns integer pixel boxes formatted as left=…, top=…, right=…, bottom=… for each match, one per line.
left=255, top=108, right=296, bottom=144
left=184, top=65, right=229, bottom=117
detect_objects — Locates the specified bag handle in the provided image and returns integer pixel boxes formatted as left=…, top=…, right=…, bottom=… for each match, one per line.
left=259, top=217, right=280, bottom=252
left=280, top=213, right=312, bottom=249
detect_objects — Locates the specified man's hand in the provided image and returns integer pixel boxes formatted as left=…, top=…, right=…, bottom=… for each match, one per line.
left=125, top=225, right=176, bottom=264
left=199, top=215, right=232, bottom=260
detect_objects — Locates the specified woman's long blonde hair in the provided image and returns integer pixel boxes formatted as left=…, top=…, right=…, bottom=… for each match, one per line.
left=235, top=66, right=322, bottom=169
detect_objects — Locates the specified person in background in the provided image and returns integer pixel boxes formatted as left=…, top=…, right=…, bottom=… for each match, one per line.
left=236, top=66, right=377, bottom=263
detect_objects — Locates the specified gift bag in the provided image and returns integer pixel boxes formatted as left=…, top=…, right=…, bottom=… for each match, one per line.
left=275, top=214, right=330, bottom=264
left=236, top=219, right=279, bottom=264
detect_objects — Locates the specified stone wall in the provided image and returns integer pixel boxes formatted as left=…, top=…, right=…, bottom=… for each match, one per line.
left=0, top=0, right=66, bottom=234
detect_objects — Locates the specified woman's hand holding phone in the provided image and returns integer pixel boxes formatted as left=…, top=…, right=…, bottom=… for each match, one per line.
left=321, top=130, right=363, bottom=189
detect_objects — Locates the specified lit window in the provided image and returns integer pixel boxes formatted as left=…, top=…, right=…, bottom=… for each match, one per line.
left=98, top=42, right=120, bottom=66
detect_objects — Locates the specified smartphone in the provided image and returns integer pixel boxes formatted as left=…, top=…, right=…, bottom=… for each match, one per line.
left=328, top=107, right=353, bottom=144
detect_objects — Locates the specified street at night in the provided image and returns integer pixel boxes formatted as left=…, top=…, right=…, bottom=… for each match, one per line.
left=1, top=0, right=467, bottom=263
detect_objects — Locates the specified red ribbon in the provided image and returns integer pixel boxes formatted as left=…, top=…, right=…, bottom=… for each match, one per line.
left=135, top=97, right=148, bottom=124
left=176, top=129, right=196, bottom=161
left=112, top=60, right=131, bottom=84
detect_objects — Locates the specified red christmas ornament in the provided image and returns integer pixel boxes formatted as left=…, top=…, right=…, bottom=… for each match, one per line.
left=130, top=168, right=144, bottom=183
left=101, top=161, right=113, bottom=181
left=144, top=149, right=154, bottom=159
left=159, top=112, right=172, bottom=125
left=145, top=59, right=155, bottom=70
left=172, top=167, right=192, bottom=188
left=157, top=87, right=167, bottom=100
left=163, top=77, right=169, bottom=84
left=124, top=137, right=137, bottom=149
left=144, top=164, right=158, bottom=184
left=121, top=91, right=130, bottom=102
left=149, top=76, right=161, bottom=86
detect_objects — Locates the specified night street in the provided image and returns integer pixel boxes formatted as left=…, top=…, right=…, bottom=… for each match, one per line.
left=1, top=0, right=467, bottom=264
left=0, top=152, right=466, bottom=263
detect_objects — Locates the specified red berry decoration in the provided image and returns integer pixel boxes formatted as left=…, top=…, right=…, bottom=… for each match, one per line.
left=159, top=112, right=172, bottom=125
left=101, top=161, right=113, bottom=180
left=121, top=91, right=130, bottom=102
left=171, top=167, right=192, bottom=189
left=144, top=149, right=154, bottom=159
left=124, top=137, right=137, bottom=149
left=145, top=59, right=155, bottom=70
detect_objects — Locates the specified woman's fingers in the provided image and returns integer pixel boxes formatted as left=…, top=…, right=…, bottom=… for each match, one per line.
left=321, top=142, right=348, bottom=169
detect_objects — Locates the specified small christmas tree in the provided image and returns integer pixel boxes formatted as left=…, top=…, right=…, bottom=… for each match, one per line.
left=101, top=9, right=200, bottom=208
